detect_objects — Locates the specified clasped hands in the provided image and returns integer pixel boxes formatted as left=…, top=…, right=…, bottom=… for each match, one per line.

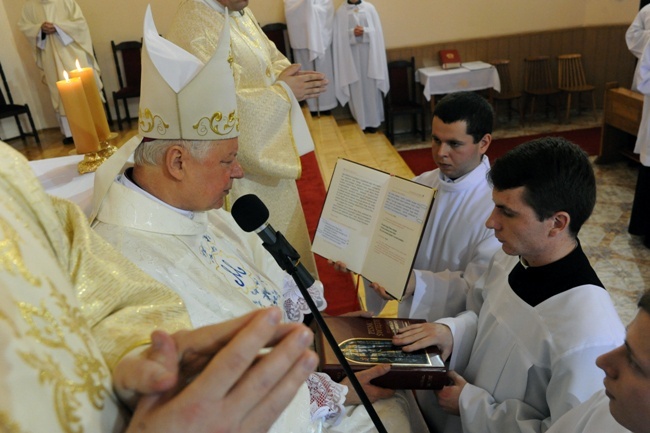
left=41, top=21, right=57, bottom=34
left=278, top=64, right=328, bottom=102
left=113, top=307, right=317, bottom=433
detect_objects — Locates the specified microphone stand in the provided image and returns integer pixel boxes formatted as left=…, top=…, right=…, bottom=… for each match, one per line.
left=261, top=231, right=388, bottom=433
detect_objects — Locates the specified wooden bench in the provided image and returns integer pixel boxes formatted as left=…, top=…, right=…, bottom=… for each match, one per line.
left=597, top=82, right=643, bottom=164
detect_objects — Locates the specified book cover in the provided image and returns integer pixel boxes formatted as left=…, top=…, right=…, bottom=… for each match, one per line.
left=314, top=316, right=449, bottom=390
left=311, top=158, right=435, bottom=301
left=439, top=49, right=462, bottom=70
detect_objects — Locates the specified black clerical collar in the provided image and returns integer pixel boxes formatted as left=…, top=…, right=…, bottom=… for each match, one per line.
left=508, top=240, right=604, bottom=307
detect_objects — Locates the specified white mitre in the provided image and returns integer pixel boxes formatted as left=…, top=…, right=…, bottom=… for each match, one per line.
left=89, top=6, right=238, bottom=222
left=138, top=4, right=238, bottom=140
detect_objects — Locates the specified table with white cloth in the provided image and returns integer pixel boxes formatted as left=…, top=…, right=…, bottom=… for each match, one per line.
left=417, top=61, right=501, bottom=102
left=29, top=154, right=94, bottom=216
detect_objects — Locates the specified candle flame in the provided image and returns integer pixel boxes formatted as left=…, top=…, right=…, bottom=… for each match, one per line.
left=63, top=70, right=69, bottom=80
left=75, top=59, right=81, bottom=70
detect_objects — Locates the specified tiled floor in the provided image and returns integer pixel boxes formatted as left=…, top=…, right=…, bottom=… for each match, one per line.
left=6, top=109, right=648, bottom=324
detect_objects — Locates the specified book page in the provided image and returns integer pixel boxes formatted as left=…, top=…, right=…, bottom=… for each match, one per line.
left=312, top=159, right=390, bottom=272
left=362, top=177, right=434, bottom=300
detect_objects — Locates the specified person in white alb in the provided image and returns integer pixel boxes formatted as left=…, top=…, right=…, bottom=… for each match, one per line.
left=361, top=92, right=501, bottom=322
left=285, top=0, right=338, bottom=113
left=18, top=0, right=103, bottom=143
left=543, top=289, right=650, bottom=433
left=626, top=7, right=650, bottom=248
left=91, top=7, right=421, bottom=433
left=333, top=0, right=388, bottom=132
left=626, top=4, right=650, bottom=92
left=392, top=137, right=625, bottom=433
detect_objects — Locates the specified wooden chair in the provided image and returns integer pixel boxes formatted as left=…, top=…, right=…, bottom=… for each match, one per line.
left=0, top=61, right=40, bottom=146
left=488, top=59, right=522, bottom=123
left=262, top=23, right=293, bottom=62
left=557, top=53, right=597, bottom=122
left=383, top=57, right=428, bottom=144
left=523, top=55, right=559, bottom=122
left=111, top=40, right=142, bottom=130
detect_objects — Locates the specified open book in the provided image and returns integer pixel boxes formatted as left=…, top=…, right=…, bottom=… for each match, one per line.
left=312, top=159, right=435, bottom=300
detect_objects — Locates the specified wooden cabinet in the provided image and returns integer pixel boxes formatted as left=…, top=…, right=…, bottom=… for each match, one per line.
left=597, top=83, right=643, bottom=164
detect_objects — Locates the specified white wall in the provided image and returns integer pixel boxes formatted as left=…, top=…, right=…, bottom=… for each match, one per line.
left=1, top=0, right=640, bottom=131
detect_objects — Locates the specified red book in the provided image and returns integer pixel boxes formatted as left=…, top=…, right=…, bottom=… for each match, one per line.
left=314, top=316, right=449, bottom=390
left=439, top=49, right=462, bottom=69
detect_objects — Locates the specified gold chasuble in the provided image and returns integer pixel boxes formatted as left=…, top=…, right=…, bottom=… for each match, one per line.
left=167, top=1, right=318, bottom=276
left=0, top=142, right=190, bottom=432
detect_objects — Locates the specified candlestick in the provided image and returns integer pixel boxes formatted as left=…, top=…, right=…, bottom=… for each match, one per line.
left=69, top=60, right=111, bottom=142
left=56, top=72, right=100, bottom=154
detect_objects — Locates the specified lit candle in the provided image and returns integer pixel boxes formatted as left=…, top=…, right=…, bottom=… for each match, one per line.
left=68, top=59, right=111, bottom=142
left=56, top=71, right=100, bottom=154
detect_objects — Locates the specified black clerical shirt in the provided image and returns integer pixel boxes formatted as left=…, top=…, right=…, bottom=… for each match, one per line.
left=508, top=241, right=604, bottom=307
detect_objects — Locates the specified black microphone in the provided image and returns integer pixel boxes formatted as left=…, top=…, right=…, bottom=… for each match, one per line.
left=231, top=194, right=388, bottom=433
left=231, top=194, right=315, bottom=288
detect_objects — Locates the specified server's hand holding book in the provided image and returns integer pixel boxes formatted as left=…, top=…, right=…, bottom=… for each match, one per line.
left=314, top=316, right=449, bottom=389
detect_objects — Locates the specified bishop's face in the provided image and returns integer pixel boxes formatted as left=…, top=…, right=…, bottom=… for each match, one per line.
left=217, top=0, right=249, bottom=11
left=183, top=138, right=244, bottom=211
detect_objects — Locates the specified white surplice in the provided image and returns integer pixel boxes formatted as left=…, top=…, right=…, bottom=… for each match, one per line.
left=333, top=1, right=388, bottom=129
left=285, top=0, right=338, bottom=111
left=545, top=390, right=631, bottom=433
left=393, top=156, right=500, bottom=322
left=419, top=250, right=625, bottom=433
left=630, top=22, right=650, bottom=167
left=626, top=4, right=650, bottom=92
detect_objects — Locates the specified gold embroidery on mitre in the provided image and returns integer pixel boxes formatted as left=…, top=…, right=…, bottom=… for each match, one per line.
left=139, top=108, right=170, bottom=135
left=193, top=110, right=239, bottom=136
left=0, top=219, right=41, bottom=287
left=14, top=283, right=110, bottom=433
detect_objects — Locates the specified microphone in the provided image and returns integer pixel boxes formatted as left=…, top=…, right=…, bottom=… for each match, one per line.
left=231, top=194, right=315, bottom=288
left=231, top=194, right=388, bottom=433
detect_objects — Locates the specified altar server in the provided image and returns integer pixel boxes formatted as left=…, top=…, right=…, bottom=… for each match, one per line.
left=333, top=0, right=388, bottom=132
left=544, top=290, right=650, bottom=433
left=285, top=0, right=338, bottom=113
left=393, top=137, right=625, bottom=433
left=626, top=11, right=650, bottom=248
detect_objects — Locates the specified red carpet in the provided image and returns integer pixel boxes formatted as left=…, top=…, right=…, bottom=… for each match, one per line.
left=399, top=127, right=602, bottom=176
left=297, top=152, right=360, bottom=315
